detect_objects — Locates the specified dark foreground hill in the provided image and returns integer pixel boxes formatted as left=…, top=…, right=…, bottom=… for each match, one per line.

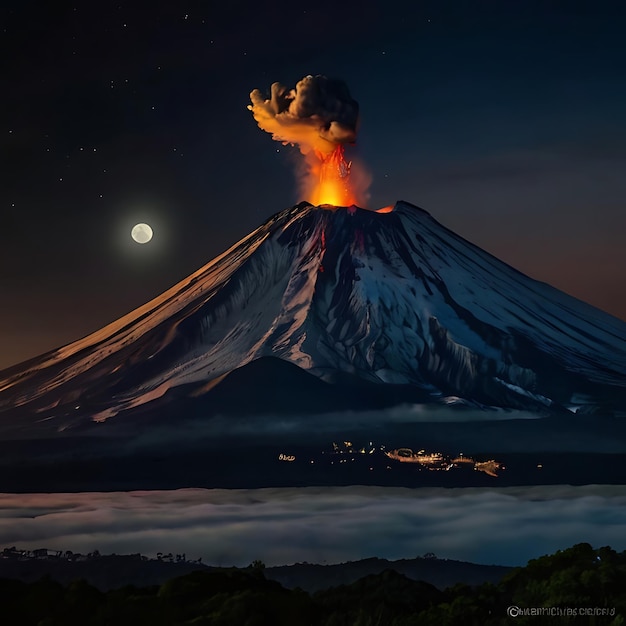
left=0, top=543, right=624, bottom=625
left=267, top=556, right=510, bottom=593
left=0, top=552, right=509, bottom=593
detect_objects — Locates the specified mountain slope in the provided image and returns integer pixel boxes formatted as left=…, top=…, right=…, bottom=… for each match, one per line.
left=1, top=201, right=625, bottom=433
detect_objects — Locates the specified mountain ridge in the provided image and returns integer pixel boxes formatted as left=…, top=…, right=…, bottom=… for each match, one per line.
left=0, top=549, right=511, bottom=593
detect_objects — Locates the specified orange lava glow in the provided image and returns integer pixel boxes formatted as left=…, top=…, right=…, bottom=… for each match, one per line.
left=309, top=145, right=358, bottom=207
left=376, top=205, right=394, bottom=213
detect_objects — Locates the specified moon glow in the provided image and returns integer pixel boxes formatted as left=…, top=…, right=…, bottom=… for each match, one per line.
left=131, top=223, right=153, bottom=244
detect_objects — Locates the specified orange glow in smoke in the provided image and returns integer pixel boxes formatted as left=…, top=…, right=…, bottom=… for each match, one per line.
left=309, top=145, right=358, bottom=207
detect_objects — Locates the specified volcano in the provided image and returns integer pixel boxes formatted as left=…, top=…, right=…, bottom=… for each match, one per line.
left=1, top=202, right=626, bottom=438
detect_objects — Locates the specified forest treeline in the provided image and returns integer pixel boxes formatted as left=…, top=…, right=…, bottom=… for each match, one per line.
left=1, top=543, right=624, bottom=625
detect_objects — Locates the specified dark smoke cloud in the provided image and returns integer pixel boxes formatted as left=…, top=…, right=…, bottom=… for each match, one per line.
left=249, top=75, right=359, bottom=155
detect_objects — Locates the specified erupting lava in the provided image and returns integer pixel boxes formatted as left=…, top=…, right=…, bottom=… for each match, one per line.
left=309, top=145, right=357, bottom=207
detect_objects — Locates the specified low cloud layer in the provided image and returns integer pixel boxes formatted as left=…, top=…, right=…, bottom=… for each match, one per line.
left=113, top=405, right=626, bottom=456
left=1, top=485, right=626, bottom=567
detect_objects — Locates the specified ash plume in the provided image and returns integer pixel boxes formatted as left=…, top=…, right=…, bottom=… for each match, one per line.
left=249, top=75, right=358, bottom=154
left=248, top=75, right=370, bottom=206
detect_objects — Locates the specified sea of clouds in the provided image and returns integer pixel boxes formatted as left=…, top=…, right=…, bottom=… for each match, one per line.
left=1, top=485, right=626, bottom=567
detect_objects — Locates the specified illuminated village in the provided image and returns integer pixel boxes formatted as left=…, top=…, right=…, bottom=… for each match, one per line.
left=279, top=441, right=504, bottom=478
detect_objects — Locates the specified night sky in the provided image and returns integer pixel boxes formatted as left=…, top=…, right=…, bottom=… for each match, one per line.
left=3, top=1, right=626, bottom=371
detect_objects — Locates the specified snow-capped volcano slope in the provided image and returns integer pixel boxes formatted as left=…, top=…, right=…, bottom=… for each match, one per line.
left=1, top=201, right=625, bottom=430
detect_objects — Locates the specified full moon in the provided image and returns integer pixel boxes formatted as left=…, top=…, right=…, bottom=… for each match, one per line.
left=131, top=223, right=153, bottom=244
